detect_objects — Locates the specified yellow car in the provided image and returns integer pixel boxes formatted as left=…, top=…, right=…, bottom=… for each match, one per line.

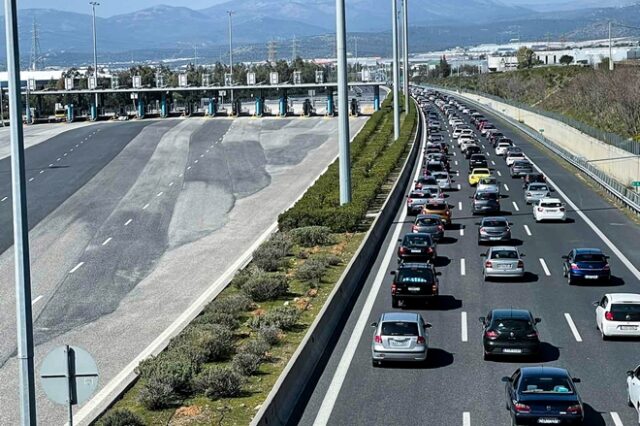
left=468, top=168, right=492, bottom=186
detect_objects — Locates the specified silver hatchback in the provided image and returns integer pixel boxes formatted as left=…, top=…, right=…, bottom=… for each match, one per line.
left=524, top=183, right=551, bottom=204
left=371, top=312, right=431, bottom=366
left=481, top=246, right=525, bottom=281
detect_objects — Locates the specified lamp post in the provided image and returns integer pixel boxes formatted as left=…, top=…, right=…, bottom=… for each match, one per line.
left=402, top=0, right=409, bottom=113
left=227, top=10, right=234, bottom=105
left=89, top=2, right=100, bottom=110
left=391, top=0, right=400, bottom=140
left=336, top=0, right=351, bottom=204
left=609, top=21, right=614, bottom=71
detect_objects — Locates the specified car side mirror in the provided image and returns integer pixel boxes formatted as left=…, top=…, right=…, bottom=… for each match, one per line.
left=627, top=370, right=635, bottom=377
left=424, top=323, right=433, bottom=328
left=390, top=271, right=396, bottom=276
left=480, top=253, right=487, bottom=257
left=520, top=254, right=526, bottom=257
left=572, top=378, right=581, bottom=383
left=436, top=272, right=442, bottom=276
left=501, top=376, right=511, bottom=383
left=478, top=316, right=486, bottom=323
left=475, top=222, right=481, bottom=226
left=592, top=301, right=599, bottom=307
left=508, top=222, right=514, bottom=226
left=534, top=318, right=541, bottom=324
left=561, top=256, right=569, bottom=260
left=605, top=256, right=610, bottom=260
left=370, top=322, right=377, bottom=328
left=398, top=239, right=403, bottom=243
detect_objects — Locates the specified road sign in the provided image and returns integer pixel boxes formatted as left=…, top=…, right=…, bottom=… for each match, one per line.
left=28, top=78, right=37, bottom=91
left=111, top=76, right=119, bottom=90
left=247, top=72, right=256, bottom=85
left=308, top=89, right=316, bottom=97
left=270, top=72, right=279, bottom=85
left=178, top=73, right=188, bottom=88
left=88, top=76, right=97, bottom=90
left=64, top=77, right=74, bottom=91
left=315, top=70, right=324, bottom=84
left=41, top=345, right=99, bottom=426
left=293, top=70, right=302, bottom=85
left=632, top=181, right=640, bottom=187
left=132, top=75, right=142, bottom=89
left=218, top=90, right=227, bottom=97
left=224, top=73, right=233, bottom=86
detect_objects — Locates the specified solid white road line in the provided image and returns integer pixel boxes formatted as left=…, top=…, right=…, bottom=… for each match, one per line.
left=524, top=225, right=532, bottom=236
left=463, top=412, right=471, bottom=426
left=503, top=184, right=509, bottom=192
left=539, top=258, right=551, bottom=276
left=69, top=262, right=84, bottom=274
left=461, top=312, right=468, bottom=342
left=610, top=412, right=623, bottom=426
left=458, top=202, right=463, bottom=211
left=102, top=237, right=112, bottom=246
left=460, top=258, right=466, bottom=276
left=143, top=203, right=150, bottom=210
left=512, top=201, right=520, bottom=211
left=31, top=295, right=43, bottom=305
left=564, top=313, right=583, bottom=342
left=497, top=170, right=502, bottom=177
left=124, top=219, right=133, bottom=226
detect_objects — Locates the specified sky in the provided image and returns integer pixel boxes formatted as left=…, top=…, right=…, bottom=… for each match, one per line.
left=20, top=0, right=228, bottom=17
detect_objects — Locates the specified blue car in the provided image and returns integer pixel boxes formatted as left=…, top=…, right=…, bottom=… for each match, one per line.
left=562, top=248, right=611, bottom=285
left=503, top=367, right=584, bottom=425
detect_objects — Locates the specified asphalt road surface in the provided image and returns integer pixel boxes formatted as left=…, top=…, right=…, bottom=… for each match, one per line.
left=299, top=100, right=640, bottom=426
left=0, top=116, right=367, bottom=424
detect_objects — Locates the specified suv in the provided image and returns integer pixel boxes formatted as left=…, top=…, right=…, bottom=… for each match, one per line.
left=469, top=154, right=488, bottom=171
left=390, top=263, right=440, bottom=308
left=480, top=309, right=541, bottom=360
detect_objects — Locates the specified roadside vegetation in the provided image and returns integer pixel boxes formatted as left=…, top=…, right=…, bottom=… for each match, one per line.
left=98, top=94, right=417, bottom=425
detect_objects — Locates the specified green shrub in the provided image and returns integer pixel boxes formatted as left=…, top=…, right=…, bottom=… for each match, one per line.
left=289, top=226, right=333, bottom=247
left=249, top=306, right=300, bottom=331
left=231, top=352, right=263, bottom=376
left=138, top=376, right=176, bottom=410
left=295, top=258, right=328, bottom=288
left=195, top=367, right=244, bottom=400
left=207, top=294, right=253, bottom=315
left=170, top=324, right=235, bottom=363
left=100, top=408, right=145, bottom=426
left=252, top=243, right=284, bottom=272
left=231, top=266, right=257, bottom=289
left=318, top=254, right=342, bottom=266
left=268, top=232, right=294, bottom=257
left=257, top=325, right=282, bottom=346
left=241, top=271, right=289, bottom=301
left=241, top=338, right=270, bottom=359
left=136, top=352, right=198, bottom=396
left=194, top=310, right=240, bottom=329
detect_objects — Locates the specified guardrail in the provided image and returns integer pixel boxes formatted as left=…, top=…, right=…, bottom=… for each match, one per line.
left=433, top=87, right=640, bottom=216
left=251, top=100, right=423, bottom=426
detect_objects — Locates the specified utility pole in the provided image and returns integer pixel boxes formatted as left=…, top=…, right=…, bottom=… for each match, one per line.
left=227, top=10, right=234, bottom=104
left=391, top=0, right=400, bottom=141
left=402, top=0, right=409, bottom=113
left=609, top=21, right=614, bottom=71
left=336, top=0, right=351, bottom=205
left=3, top=0, right=37, bottom=424
left=90, top=2, right=100, bottom=109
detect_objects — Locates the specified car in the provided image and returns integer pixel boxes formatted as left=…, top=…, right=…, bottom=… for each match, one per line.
left=477, top=176, right=501, bottom=194
left=460, top=139, right=479, bottom=153
left=481, top=246, right=525, bottom=281
left=471, top=190, right=501, bottom=215
left=424, top=160, right=446, bottom=175
left=496, top=141, right=513, bottom=156
left=468, top=168, right=492, bottom=186
left=626, top=365, right=640, bottom=421
left=477, top=216, right=512, bottom=244
left=524, top=183, right=551, bottom=204
left=493, top=136, right=513, bottom=148
left=480, top=123, right=497, bottom=136
left=469, top=154, right=488, bottom=171
left=432, top=171, right=452, bottom=190
left=562, top=248, right=611, bottom=284
left=414, top=175, right=438, bottom=190
left=426, top=153, right=449, bottom=170
left=505, top=146, right=524, bottom=156
left=503, top=367, right=584, bottom=426
left=464, top=145, right=482, bottom=159
left=594, top=293, right=640, bottom=339
left=397, top=232, right=437, bottom=263
left=371, top=312, right=431, bottom=366
left=480, top=309, right=541, bottom=360
left=421, top=184, right=444, bottom=200
left=421, top=199, right=452, bottom=226
left=458, top=134, right=475, bottom=147
left=510, top=160, right=533, bottom=178
left=406, top=190, right=435, bottom=215
left=390, top=263, right=440, bottom=308
left=412, top=214, right=445, bottom=240
left=533, top=198, right=567, bottom=222
left=522, top=172, right=546, bottom=189
left=506, top=152, right=527, bottom=167
left=489, top=132, right=504, bottom=144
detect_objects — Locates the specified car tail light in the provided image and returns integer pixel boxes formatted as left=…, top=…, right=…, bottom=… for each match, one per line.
left=412, top=225, right=419, bottom=232
left=374, top=335, right=382, bottom=344
left=517, top=260, right=524, bottom=269
left=399, top=247, right=407, bottom=254
left=485, top=261, right=493, bottom=268
left=603, top=264, right=610, bottom=271
left=479, top=227, right=487, bottom=234
left=485, top=330, right=498, bottom=340
left=432, top=283, right=438, bottom=293
left=437, top=224, right=444, bottom=231
left=559, top=207, right=566, bottom=212
left=416, top=183, right=422, bottom=189
left=514, top=403, right=531, bottom=413
left=407, top=198, right=414, bottom=205
left=570, top=263, right=579, bottom=270
left=427, top=247, right=433, bottom=253
left=526, top=193, right=532, bottom=197
left=605, top=311, right=614, bottom=321
left=446, top=210, right=451, bottom=216
left=526, top=331, right=538, bottom=339
left=416, top=335, right=426, bottom=344
left=567, top=404, right=582, bottom=415
left=391, top=283, right=397, bottom=295
left=537, top=208, right=544, bottom=212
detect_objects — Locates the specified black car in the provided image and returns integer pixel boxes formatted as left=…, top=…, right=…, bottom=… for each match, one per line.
left=469, top=154, right=488, bottom=172
left=522, top=172, right=546, bottom=189
left=503, top=367, right=584, bottom=425
left=414, top=175, right=438, bottom=190
left=471, top=190, right=501, bottom=215
left=390, top=263, right=440, bottom=308
left=480, top=309, right=541, bottom=360
left=465, top=145, right=482, bottom=159
left=397, top=233, right=437, bottom=263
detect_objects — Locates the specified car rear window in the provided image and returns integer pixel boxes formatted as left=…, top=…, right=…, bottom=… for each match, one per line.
left=417, top=217, right=440, bottom=226
left=476, top=192, right=498, bottom=200
left=410, top=192, right=431, bottom=199
left=610, top=304, right=640, bottom=321
left=490, top=250, right=519, bottom=259
left=520, top=377, right=574, bottom=394
left=471, top=155, right=486, bottom=160
left=427, top=203, right=447, bottom=211
left=574, top=253, right=606, bottom=262
left=433, top=173, right=448, bottom=180
left=483, top=220, right=507, bottom=227
left=529, top=184, right=548, bottom=191
left=404, top=234, right=433, bottom=247
left=472, top=169, right=489, bottom=174
left=509, top=153, right=524, bottom=157
left=381, top=321, right=419, bottom=336
left=494, top=319, right=532, bottom=331
left=417, top=177, right=436, bottom=184
left=480, top=178, right=497, bottom=185
left=396, top=268, right=435, bottom=284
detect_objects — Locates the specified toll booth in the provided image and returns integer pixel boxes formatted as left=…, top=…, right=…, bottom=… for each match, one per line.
left=137, top=99, right=145, bottom=119
left=302, top=98, right=313, bottom=117
left=279, top=95, right=288, bottom=117
left=350, top=98, right=359, bottom=117
left=255, top=97, right=264, bottom=117
left=160, top=94, right=169, bottom=118
left=373, top=86, right=381, bottom=112
left=326, top=92, right=335, bottom=116
left=208, top=98, right=217, bottom=117
left=66, top=104, right=74, bottom=123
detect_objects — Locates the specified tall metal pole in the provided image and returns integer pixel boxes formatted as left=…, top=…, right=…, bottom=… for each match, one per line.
left=90, top=2, right=99, bottom=109
left=227, top=11, right=234, bottom=105
left=402, top=0, right=409, bottom=112
left=336, top=0, right=351, bottom=205
left=609, top=21, right=614, bottom=71
left=4, top=0, right=37, bottom=424
left=391, top=0, right=401, bottom=141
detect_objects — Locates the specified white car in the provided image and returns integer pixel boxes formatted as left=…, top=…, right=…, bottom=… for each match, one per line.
left=495, top=142, right=513, bottom=156
left=458, top=135, right=475, bottom=148
left=432, top=172, right=452, bottom=190
left=533, top=198, right=567, bottom=222
left=594, top=293, right=640, bottom=339
left=462, top=108, right=470, bottom=114
left=626, top=365, right=640, bottom=422
left=460, top=140, right=479, bottom=154
left=506, top=152, right=527, bottom=167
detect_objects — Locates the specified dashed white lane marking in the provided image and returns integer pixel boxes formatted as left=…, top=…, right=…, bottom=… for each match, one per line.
left=102, top=237, right=112, bottom=246
left=124, top=219, right=133, bottom=226
left=485, top=152, right=490, bottom=157
left=56, top=158, right=61, bottom=162
left=194, top=160, right=199, bottom=164
left=1, top=197, right=7, bottom=202
left=496, top=170, right=502, bottom=177
left=524, top=225, right=532, bottom=236
left=539, top=258, right=551, bottom=276
left=463, top=412, right=471, bottom=426
left=31, top=295, right=43, bottom=305
left=512, top=201, right=520, bottom=212
left=610, top=412, right=623, bottom=426
left=187, top=166, right=192, bottom=170
left=70, top=148, right=74, bottom=152
left=564, top=313, right=583, bottom=342
left=454, top=160, right=458, bottom=166
left=456, top=171, right=460, bottom=176
left=39, top=170, right=44, bottom=174
left=206, top=149, right=210, bottom=153
left=169, top=182, right=174, bottom=187
left=48, top=164, right=53, bottom=167
left=157, top=192, right=164, bottom=197
left=491, top=160, right=496, bottom=165
left=200, top=154, right=204, bottom=158
left=63, top=153, right=68, bottom=157
left=453, top=151, right=457, bottom=156
left=69, top=262, right=84, bottom=274
left=28, top=178, right=34, bottom=182
left=75, top=144, right=79, bottom=148
left=142, top=203, right=150, bottom=210
left=461, top=312, right=468, bottom=342
left=179, top=173, right=184, bottom=177
left=460, top=258, right=466, bottom=276
left=503, top=184, right=509, bottom=192
left=458, top=202, right=463, bottom=211
left=460, top=228, right=464, bottom=236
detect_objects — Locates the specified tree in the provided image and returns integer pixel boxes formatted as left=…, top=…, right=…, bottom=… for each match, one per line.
left=559, top=55, right=574, bottom=65
left=516, top=47, right=538, bottom=69
left=439, top=55, right=451, bottom=78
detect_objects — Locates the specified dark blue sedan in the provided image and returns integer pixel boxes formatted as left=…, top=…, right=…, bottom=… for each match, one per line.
left=503, top=367, right=584, bottom=425
left=562, top=248, right=611, bottom=285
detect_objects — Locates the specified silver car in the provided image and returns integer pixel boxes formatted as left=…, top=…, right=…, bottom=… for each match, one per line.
left=371, top=312, right=431, bottom=366
left=481, top=246, right=525, bottom=281
left=421, top=184, right=444, bottom=199
left=524, top=183, right=551, bottom=204
left=412, top=214, right=445, bottom=241
left=477, top=217, right=512, bottom=244
left=432, top=172, right=452, bottom=190
left=477, top=176, right=500, bottom=194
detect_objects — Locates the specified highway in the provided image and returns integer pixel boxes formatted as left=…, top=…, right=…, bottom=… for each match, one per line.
left=298, top=96, right=640, bottom=426
left=0, top=116, right=367, bottom=424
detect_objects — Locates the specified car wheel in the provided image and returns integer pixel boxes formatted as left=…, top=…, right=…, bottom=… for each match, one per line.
left=567, top=274, right=574, bottom=286
left=483, top=350, right=491, bottom=361
left=562, top=267, right=567, bottom=278
left=392, top=297, right=399, bottom=309
left=601, top=327, right=608, bottom=341
left=372, top=359, right=382, bottom=368
left=627, top=393, right=633, bottom=407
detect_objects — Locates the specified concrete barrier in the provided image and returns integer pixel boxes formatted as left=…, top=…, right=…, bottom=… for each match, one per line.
left=251, top=101, right=423, bottom=426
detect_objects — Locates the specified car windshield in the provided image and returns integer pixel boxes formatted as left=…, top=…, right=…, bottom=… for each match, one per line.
left=473, top=169, right=490, bottom=175
left=424, top=187, right=440, bottom=194
left=381, top=321, right=419, bottom=336
left=417, top=217, right=440, bottom=226
left=610, top=304, right=640, bottom=321
left=494, top=319, right=532, bottom=331
left=490, top=250, right=518, bottom=259
left=574, top=253, right=606, bottom=262
left=520, top=377, right=574, bottom=394
left=483, top=220, right=507, bottom=227
left=529, top=184, right=548, bottom=191
left=509, top=153, right=524, bottom=157
left=514, top=162, right=531, bottom=168
left=410, top=192, right=431, bottom=199
left=396, top=268, right=435, bottom=284
left=404, top=235, right=433, bottom=247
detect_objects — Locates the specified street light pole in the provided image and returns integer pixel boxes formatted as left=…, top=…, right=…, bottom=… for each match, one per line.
left=227, top=10, right=234, bottom=105
left=336, top=0, right=351, bottom=204
left=391, top=0, right=401, bottom=140
left=90, top=2, right=99, bottom=109
left=609, top=21, right=614, bottom=71
left=3, top=0, right=37, bottom=424
left=402, top=0, right=409, bottom=113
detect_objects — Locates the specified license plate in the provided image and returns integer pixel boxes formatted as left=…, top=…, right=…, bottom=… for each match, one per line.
left=490, top=237, right=502, bottom=240
left=585, top=275, right=598, bottom=279
left=497, top=264, right=513, bottom=269
left=407, top=287, right=421, bottom=292
left=410, top=250, right=421, bottom=254
left=503, top=348, right=522, bottom=353
left=546, top=209, right=557, bottom=212
left=537, top=419, right=560, bottom=424
left=390, top=340, right=408, bottom=347
left=620, top=325, right=638, bottom=330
